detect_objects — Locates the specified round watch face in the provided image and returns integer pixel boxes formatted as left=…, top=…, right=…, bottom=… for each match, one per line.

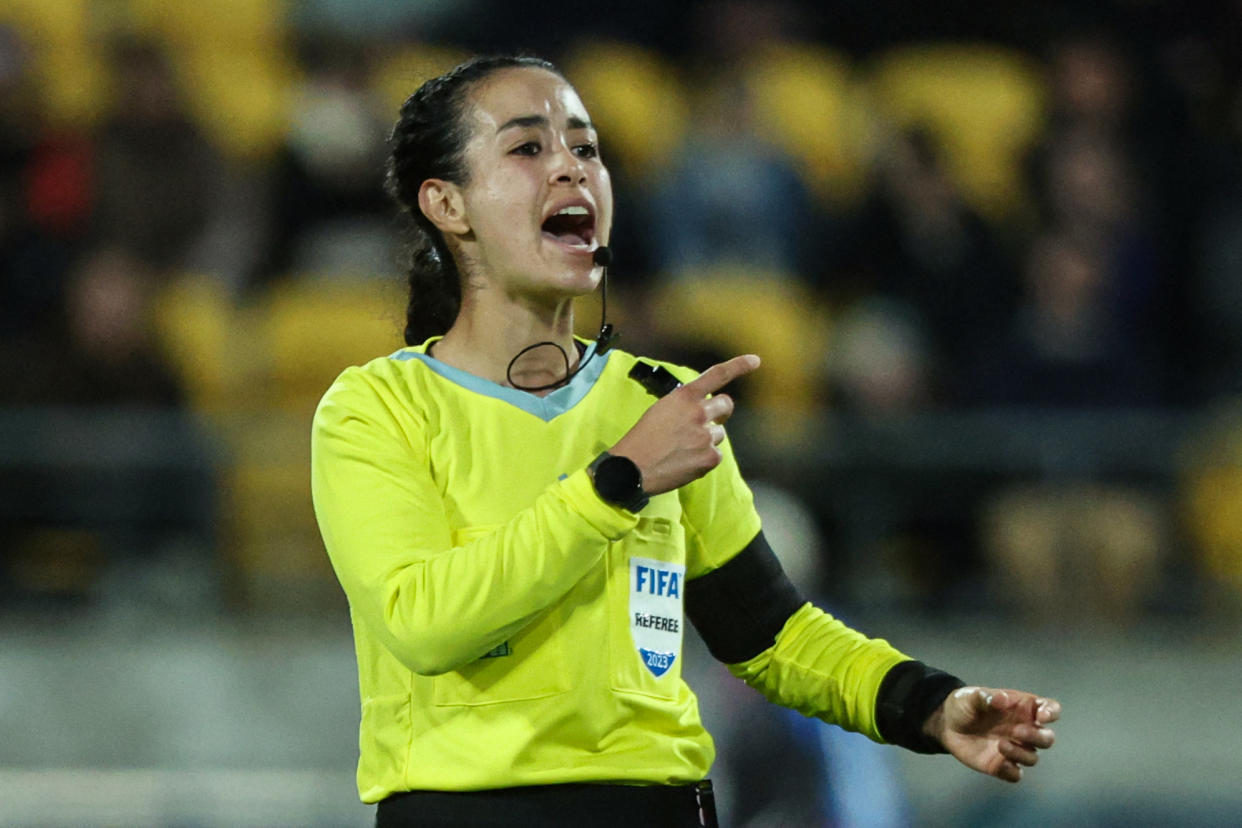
left=592, top=453, right=647, bottom=511
left=596, top=455, right=641, bottom=499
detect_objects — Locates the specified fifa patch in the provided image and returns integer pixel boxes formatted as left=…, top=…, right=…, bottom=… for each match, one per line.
left=629, top=557, right=685, bottom=678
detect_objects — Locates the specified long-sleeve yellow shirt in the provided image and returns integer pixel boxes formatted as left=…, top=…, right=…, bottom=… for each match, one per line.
left=311, top=340, right=908, bottom=803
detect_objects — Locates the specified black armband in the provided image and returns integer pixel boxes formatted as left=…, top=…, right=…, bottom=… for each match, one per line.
left=875, top=660, right=966, bottom=754
left=685, top=531, right=807, bottom=664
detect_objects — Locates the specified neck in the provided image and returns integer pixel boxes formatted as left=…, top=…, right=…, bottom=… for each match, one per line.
left=434, top=285, right=580, bottom=393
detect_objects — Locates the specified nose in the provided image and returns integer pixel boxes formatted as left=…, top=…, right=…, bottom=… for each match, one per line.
left=549, top=144, right=587, bottom=186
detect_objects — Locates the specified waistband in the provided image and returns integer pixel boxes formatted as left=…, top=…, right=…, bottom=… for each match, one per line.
left=376, top=779, right=717, bottom=828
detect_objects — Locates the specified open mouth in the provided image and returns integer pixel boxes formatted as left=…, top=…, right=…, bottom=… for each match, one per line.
left=541, top=203, right=596, bottom=250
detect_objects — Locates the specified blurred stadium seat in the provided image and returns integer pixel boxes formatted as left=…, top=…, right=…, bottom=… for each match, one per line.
left=126, top=0, right=288, bottom=49
left=1182, top=408, right=1242, bottom=599
left=174, top=49, right=296, bottom=161
left=124, top=0, right=295, bottom=159
left=562, top=40, right=689, bottom=181
left=371, top=42, right=469, bottom=115
left=154, top=276, right=403, bottom=608
left=260, top=279, right=403, bottom=411
left=650, top=267, right=830, bottom=434
left=235, top=280, right=401, bottom=606
left=868, top=44, right=1046, bottom=220
left=0, top=0, right=108, bottom=125
left=220, top=411, right=337, bottom=611
left=152, top=273, right=245, bottom=412
left=742, top=42, right=874, bottom=208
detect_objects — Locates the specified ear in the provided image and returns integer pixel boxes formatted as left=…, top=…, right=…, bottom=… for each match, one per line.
left=418, top=179, right=471, bottom=237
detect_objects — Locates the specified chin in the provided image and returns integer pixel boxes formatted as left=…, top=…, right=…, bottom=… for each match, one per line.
left=555, top=267, right=602, bottom=297
left=536, top=251, right=601, bottom=294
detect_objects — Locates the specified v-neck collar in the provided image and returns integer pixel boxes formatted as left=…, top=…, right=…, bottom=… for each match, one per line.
left=390, top=338, right=610, bottom=422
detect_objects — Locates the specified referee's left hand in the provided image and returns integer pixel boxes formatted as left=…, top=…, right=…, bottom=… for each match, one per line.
left=924, top=687, right=1060, bottom=783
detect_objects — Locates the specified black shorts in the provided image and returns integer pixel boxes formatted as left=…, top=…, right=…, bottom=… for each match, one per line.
left=375, top=780, right=717, bottom=827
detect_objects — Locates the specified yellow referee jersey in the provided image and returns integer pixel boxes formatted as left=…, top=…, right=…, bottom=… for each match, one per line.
left=311, top=339, right=906, bottom=803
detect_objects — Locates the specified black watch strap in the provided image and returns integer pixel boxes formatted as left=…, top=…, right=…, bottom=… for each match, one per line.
left=588, top=451, right=649, bottom=513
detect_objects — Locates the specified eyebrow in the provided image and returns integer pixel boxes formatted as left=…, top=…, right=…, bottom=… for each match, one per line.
left=496, top=114, right=594, bottom=133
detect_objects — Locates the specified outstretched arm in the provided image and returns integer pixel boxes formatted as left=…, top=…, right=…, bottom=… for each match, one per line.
left=687, top=532, right=1062, bottom=782
left=924, top=687, right=1061, bottom=783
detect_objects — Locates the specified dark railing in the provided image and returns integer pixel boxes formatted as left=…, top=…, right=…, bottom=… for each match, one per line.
left=0, top=404, right=1224, bottom=605
left=731, top=407, right=1207, bottom=606
left=0, top=406, right=220, bottom=530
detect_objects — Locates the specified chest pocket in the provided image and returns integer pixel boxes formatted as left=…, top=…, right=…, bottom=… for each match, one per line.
left=607, top=515, right=686, bottom=701
left=432, top=525, right=570, bottom=707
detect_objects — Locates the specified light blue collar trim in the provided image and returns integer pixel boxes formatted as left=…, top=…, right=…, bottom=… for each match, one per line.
left=389, top=340, right=610, bottom=421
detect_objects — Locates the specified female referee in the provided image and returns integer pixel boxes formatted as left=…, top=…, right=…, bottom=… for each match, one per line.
left=310, top=55, right=1060, bottom=827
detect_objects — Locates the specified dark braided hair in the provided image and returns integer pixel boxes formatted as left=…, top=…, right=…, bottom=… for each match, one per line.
left=385, top=55, right=560, bottom=346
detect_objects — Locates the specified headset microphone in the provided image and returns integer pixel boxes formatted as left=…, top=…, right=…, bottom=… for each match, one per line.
left=593, top=245, right=617, bottom=355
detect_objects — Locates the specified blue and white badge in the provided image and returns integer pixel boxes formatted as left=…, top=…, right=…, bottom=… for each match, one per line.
left=629, top=557, right=686, bottom=678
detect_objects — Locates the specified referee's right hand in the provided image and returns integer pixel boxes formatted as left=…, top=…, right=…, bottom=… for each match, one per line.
left=609, top=354, right=760, bottom=496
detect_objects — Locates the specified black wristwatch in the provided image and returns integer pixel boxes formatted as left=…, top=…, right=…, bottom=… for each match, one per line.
left=588, top=451, right=649, bottom=513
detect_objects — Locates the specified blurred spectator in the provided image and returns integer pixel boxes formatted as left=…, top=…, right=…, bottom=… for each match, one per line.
left=0, top=24, right=89, bottom=343
left=826, top=296, right=931, bottom=415
left=257, top=35, right=394, bottom=283
left=1181, top=68, right=1242, bottom=401
left=646, top=67, right=814, bottom=279
left=1042, top=130, right=1161, bottom=338
left=0, top=247, right=213, bottom=609
left=968, top=234, right=1166, bottom=626
left=1191, top=189, right=1242, bottom=400
left=1027, top=31, right=1169, bottom=396
left=0, top=247, right=181, bottom=406
left=1043, top=31, right=1133, bottom=140
left=965, top=233, right=1158, bottom=407
left=635, top=49, right=824, bottom=413
left=834, top=127, right=1017, bottom=399
left=90, top=36, right=221, bottom=272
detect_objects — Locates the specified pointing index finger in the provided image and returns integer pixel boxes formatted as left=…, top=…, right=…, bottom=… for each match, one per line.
left=682, top=354, right=761, bottom=397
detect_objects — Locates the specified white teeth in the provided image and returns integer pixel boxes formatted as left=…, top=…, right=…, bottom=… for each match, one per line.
left=555, top=206, right=589, bottom=216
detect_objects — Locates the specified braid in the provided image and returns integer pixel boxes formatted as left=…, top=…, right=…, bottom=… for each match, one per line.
left=385, top=55, right=559, bottom=345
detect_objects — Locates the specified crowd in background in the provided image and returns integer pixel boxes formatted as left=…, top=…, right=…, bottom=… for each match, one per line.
left=2, top=0, right=1242, bottom=628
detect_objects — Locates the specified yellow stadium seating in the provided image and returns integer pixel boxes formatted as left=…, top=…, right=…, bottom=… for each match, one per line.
left=259, top=278, right=405, bottom=411
left=0, top=0, right=107, bottom=125
left=649, top=266, right=831, bottom=439
left=562, top=40, right=689, bottom=181
left=219, top=410, right=340, bottom=611
left=227, top=279, right=405, bottom=607
left=372, top=43, right=470, bottom=115
left=152, top=273, right=250, bottom=412
left=154, top=275, right=406, bottom=608
left=742, top=42, right=875, bottom=208
left=125, top=0, right=288, bottom=49
left=868, top=44, right=1047, bottom=220
left=177, top=48, right=296, bottom=161
left=120, top=0, right=296, bottom=160
left=1183, top=408, right=1242, bottom=597
left=154, top=272, right=405, bottom=432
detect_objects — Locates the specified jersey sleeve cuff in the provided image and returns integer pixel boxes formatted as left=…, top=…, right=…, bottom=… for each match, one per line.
left=875, top=660, right=966, bottom=754
left=556, top=467, right=640, bottom=541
